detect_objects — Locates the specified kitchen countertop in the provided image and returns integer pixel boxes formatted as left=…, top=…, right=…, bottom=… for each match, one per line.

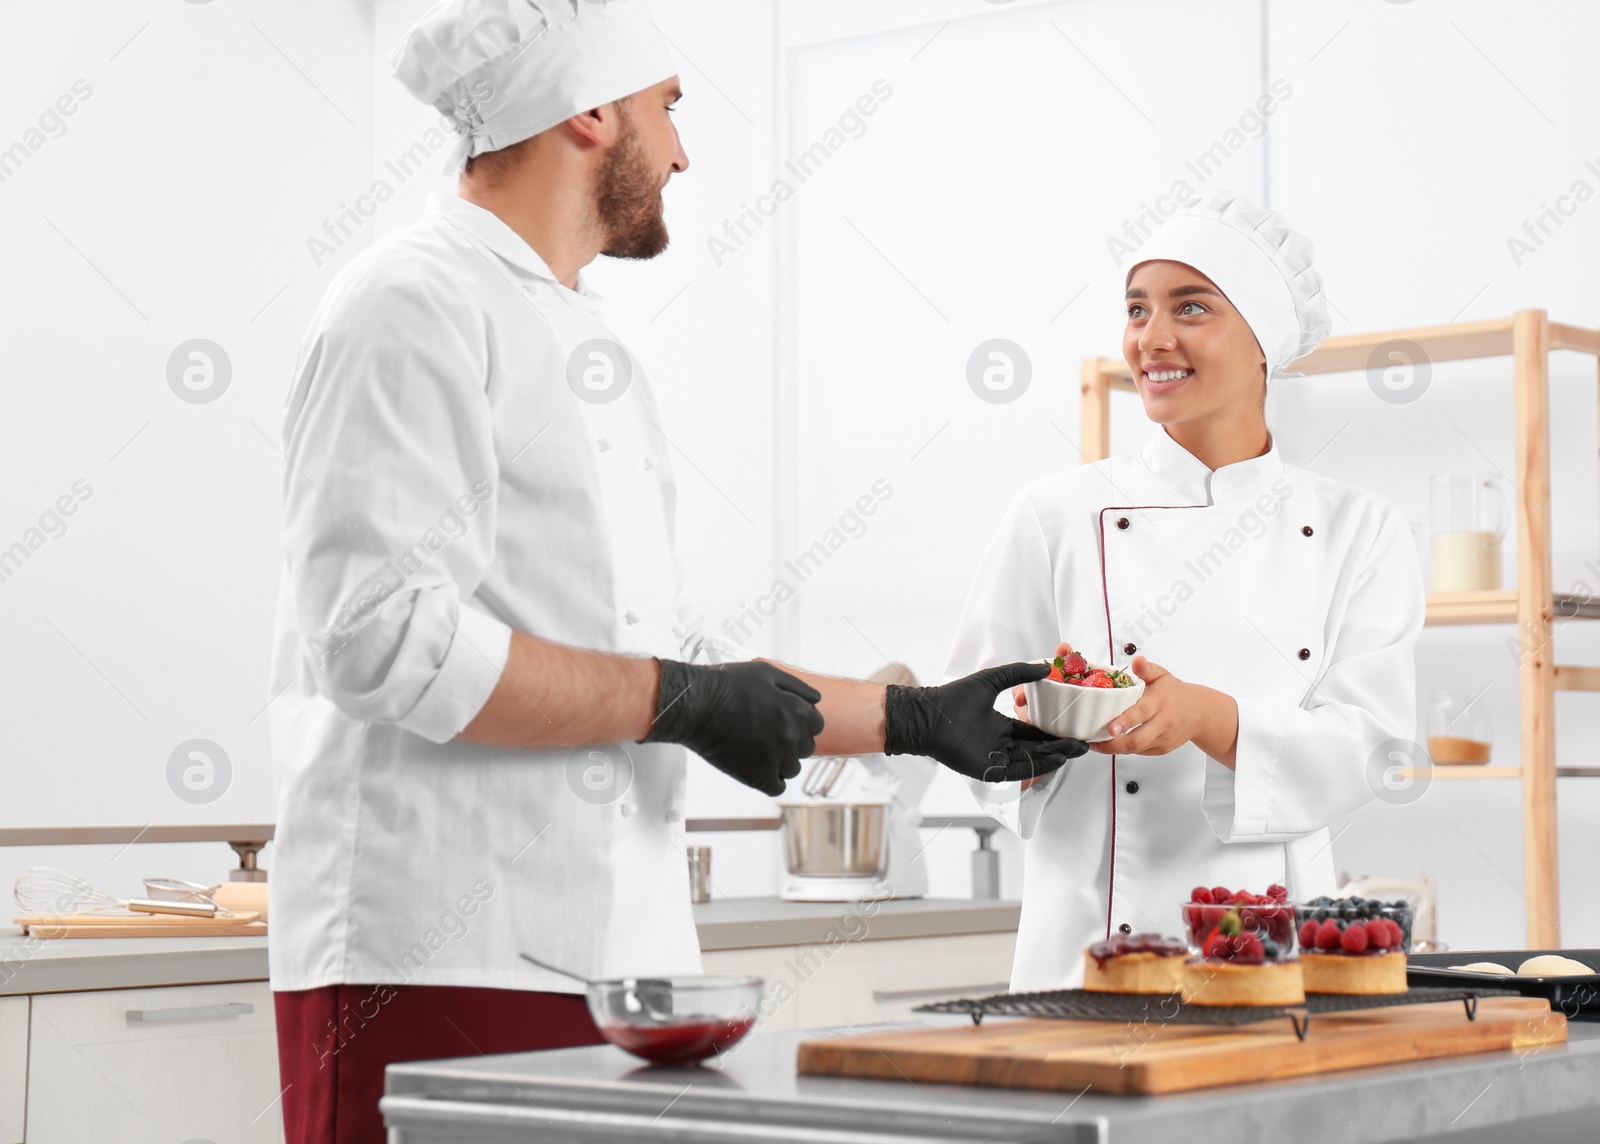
left=0, top=898, right=1017, bottom=996
left=695, top=897, right=1020, bottom=952
left=381, top=1016, right=1600, bottom=1144
left=0, top=931, right=269, bottom=997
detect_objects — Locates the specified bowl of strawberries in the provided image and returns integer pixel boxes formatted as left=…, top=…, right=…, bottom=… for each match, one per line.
left=1019, top=651, right=1144, bottom=743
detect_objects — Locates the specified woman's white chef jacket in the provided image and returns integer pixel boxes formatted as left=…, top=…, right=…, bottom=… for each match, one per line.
left=266, top=192, right=706, bottom=995
left=945, top=426, right=1425, bottom=992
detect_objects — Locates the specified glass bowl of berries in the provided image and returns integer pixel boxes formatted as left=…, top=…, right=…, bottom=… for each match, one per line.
left=1020, top=651, right=1144, bottom=742
left=1181, top=885, right=1300, bottom=962
left=1293, top=896, right=1415, bottom=956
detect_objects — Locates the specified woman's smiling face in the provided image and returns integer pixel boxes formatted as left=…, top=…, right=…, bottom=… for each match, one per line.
left=1121, top=260, right=1267, bottom=426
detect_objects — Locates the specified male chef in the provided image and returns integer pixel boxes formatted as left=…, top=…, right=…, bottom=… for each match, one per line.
left=265, top=2, right=1085, bottom=1141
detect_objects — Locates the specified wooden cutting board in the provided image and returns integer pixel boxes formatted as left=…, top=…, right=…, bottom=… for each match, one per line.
left=14, top=911, right=265, bottom=938
left=797, top=997, right=1566, bottom=1095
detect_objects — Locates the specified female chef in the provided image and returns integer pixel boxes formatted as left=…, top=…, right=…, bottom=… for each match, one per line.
left=945, top=190, right=1426, bottom=991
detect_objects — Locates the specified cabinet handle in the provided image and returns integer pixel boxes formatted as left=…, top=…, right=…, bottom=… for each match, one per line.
left=870, top=982, right=1010, bottom=1003
left=126, top=1001, right=255, bottom=1023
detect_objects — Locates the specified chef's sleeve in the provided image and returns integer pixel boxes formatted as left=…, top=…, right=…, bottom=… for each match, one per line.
left=280, top=266, right=513, bottom=744
left=1201, top=504, right=1424, bottom=844
left=945, top=488, right=1073, bottom=839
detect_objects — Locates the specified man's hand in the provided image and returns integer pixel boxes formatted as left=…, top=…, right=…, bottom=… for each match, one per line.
left=884, top=662, right=1088, bottom=782
left=642, top=660, right=825, bottom=796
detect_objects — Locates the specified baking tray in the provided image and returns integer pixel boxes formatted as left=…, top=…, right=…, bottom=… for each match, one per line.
left=1407, top=948, right=1600, bottom=1020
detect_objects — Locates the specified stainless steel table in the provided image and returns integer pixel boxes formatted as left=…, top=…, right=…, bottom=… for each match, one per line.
left=383, top=1014, right=1600, bottom=1143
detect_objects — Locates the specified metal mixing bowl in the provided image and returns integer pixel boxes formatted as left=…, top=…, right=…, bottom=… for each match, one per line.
left=781, top=803, right=887, bottom=878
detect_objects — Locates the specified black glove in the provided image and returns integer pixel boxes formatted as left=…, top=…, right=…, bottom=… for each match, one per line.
left=884, top=661, right=1088, bottom=782
left=642, top=659, right=824, bottom=796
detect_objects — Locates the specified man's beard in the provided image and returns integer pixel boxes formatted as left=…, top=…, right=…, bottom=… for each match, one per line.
left=596, top=110, right=670, bottom=260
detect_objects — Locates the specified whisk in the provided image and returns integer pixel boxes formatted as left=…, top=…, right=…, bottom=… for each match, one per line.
left=14, top=866, right=228, bottom=918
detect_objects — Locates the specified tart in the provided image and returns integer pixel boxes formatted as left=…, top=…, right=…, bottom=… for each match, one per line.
left=1179, top=905, right=1305, bottom=1007
left=1181, top=958, right=1306, bottom=1007
left=1082, top=933, right=1187, bottom=994
left=1295, top=897, right=1412, bottom=995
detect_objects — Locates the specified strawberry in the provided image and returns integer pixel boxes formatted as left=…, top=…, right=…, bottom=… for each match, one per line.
left=1315, top=919, right=1343, bottom=951
left=1062, top=651, right=1088, bottom=676
left=1047, top=666, right=1065, bottom=682
left=1191, top=886, right=1214, bottom=904
left=1341, top=922, right=1369, bottom=953
left=1083, top=671, right=1115, bottom=689
left=1299, top=920, right=1319, bottom=949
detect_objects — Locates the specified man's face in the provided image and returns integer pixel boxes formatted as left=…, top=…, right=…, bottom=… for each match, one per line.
left=596, top=77, right=688, bottom=260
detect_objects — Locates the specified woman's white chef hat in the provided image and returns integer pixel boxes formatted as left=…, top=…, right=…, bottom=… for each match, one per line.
left=1126, top=190, right=1331, bottom=378
left=389, top=0, right=678, bottom=175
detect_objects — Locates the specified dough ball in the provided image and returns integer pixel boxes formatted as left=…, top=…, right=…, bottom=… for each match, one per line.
left=1452, top=962, right=1514, bottom=974
left=1517, top=955, right=1593, bottom=977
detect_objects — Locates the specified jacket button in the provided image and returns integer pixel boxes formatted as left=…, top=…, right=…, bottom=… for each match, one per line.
left=597, top=437, right=612, bottom=451
left=1118, top=923, right=1132, bottom=934
left=1115, top=517, right=1130, bottom=530
left=1298, top=647, right=1311, bottom=660
left=1302, top=525, right=1313, bottom=537
left=643, top=455, right=659, bottom=470
left=624, top=610, right=640, bottom=625
left=1125, top=780, right=1139, bottom=794
left=1123, top=642, right=1137, bottom=655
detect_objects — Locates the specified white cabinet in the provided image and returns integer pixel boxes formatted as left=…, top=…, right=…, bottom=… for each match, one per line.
left=702, top=931, right=1014, bottom=1031
left=25, top=981, right=284, bottom=1144
left=1, top=996, right=27, bottom=1144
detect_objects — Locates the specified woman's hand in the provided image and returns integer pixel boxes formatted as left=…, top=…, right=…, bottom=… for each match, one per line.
left=1091, top=655, right=1237, bottom=762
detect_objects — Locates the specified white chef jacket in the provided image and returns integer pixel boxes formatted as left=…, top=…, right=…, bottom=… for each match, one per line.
left=267, top=191, right=706, bottom=995
left=946, top=426, right=1424, bottom=992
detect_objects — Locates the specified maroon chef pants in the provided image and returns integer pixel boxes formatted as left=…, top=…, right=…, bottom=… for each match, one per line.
left=274, top=983, right=605, bottom=1144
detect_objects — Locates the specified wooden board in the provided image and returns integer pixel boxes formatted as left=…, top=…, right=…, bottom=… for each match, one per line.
left=797, top=997, right=1566, bottom=1096
left=15, top=911, right=265, bottom=938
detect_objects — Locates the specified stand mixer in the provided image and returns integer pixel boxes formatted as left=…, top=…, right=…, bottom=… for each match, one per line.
left=776, top=664, right=935, bottom=902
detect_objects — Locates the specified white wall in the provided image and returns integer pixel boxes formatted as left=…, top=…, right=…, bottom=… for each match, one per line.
left=3, top=0, right=1597, bottom=953
left=0, top=0, right=374, bottom=907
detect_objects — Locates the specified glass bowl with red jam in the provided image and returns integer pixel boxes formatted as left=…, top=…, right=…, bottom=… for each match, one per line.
left=586, top=975, right=764, bottom=1064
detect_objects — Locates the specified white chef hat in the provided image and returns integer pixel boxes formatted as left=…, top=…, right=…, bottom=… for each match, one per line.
left=1126, top=190, right=1331, bottom=378
left=389, top=0, right=678, bottom=175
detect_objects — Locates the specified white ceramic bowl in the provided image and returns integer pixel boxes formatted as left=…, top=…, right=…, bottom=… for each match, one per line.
left=1020, top=660, right=1144, bottom=743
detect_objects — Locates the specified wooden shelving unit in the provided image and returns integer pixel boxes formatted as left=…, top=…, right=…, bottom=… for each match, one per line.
left=1080, top=309, right=1600, bottom=948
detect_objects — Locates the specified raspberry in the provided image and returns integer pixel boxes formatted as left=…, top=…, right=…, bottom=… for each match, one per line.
left=1315, top=919, right=1343, bottom=951
left=1062, top=652, right=1088, bottom=676
left=1375, top=919, right=1400, bottom=949
left=1210, top=887, right=1233, bottom=904
left=1267, top=883, right=1288, bottom=901
left=1341, top=922, right=1369, bottom=953
left=1191, top=886, right=1214, bottom=904
left=1238, top=932, right=1265, bottom=963
left=1299, top=920, right=1319, bottom=949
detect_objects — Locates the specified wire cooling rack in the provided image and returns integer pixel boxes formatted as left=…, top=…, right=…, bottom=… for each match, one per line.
left=913, top=985, right=1521, bottom=1041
